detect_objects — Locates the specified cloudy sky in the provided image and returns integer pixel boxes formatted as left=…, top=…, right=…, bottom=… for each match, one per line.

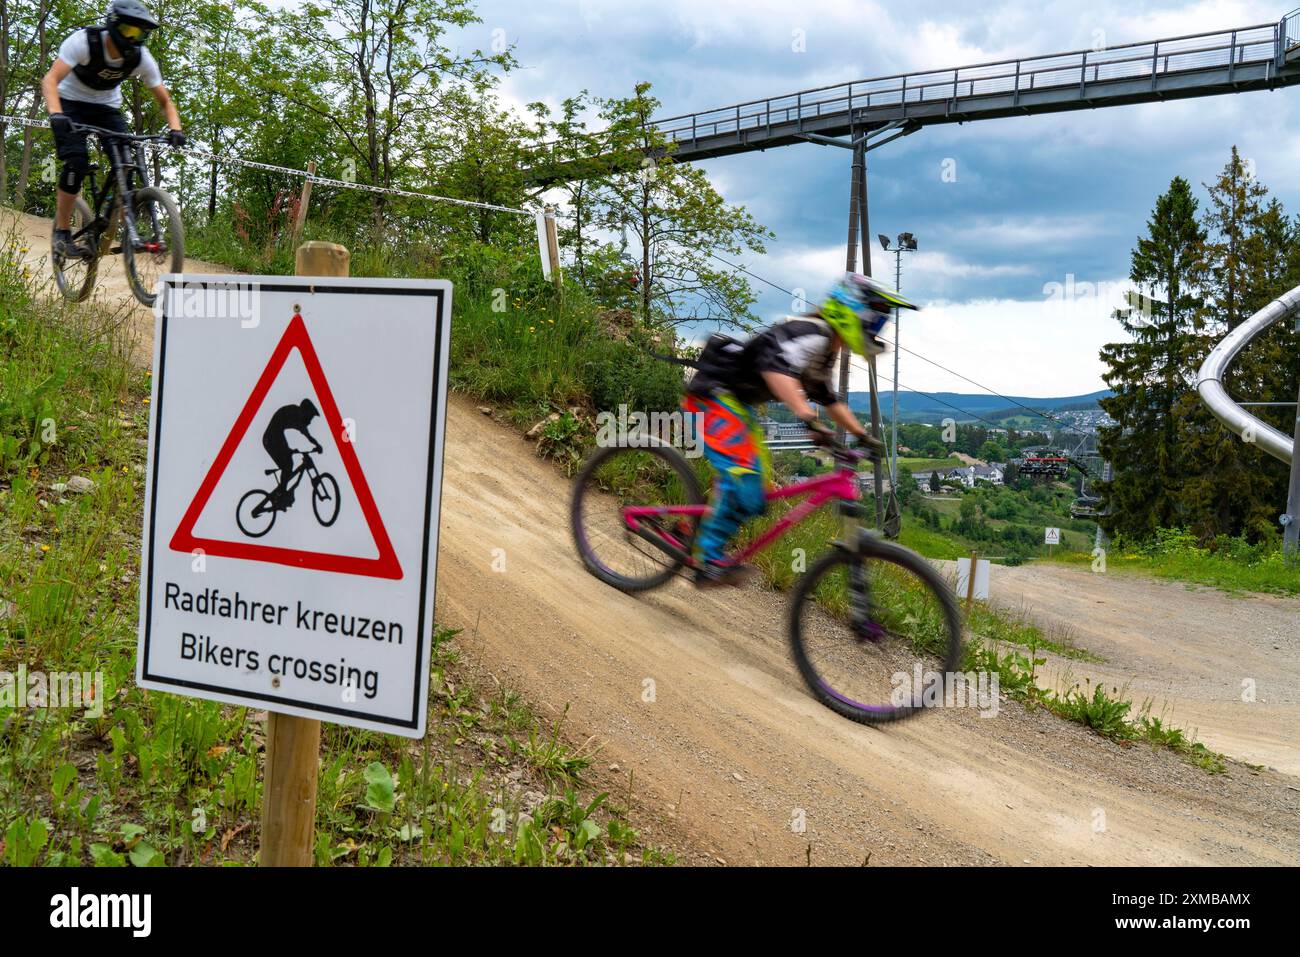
left=458, top=0, right=1300, bottom=396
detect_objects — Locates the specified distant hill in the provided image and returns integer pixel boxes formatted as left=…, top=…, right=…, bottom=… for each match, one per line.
left=848, top=389, right=1112, bottom=424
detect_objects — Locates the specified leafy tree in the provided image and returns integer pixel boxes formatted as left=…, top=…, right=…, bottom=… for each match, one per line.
left=268, top=0, right=513, bottom=241
left=598, top=82, right=771, bottom=329
left=433, top=90, right=535, bottom=245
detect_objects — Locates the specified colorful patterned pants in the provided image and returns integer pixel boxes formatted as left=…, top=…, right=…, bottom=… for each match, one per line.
left=683, top=392, right=772, bottom=564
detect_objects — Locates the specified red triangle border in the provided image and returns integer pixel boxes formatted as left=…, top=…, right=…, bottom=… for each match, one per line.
left=168, top=314, right=403, bottom=580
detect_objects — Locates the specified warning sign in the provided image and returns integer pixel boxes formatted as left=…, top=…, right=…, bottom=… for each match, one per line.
left=137, top=276, right=451, bottom=737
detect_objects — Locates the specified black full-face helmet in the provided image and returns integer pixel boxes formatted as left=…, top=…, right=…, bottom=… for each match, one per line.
left=106, top=0, right=159, bottom=53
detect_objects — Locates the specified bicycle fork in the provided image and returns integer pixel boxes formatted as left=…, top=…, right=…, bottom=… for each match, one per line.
left=837, top=501, right=883, bottom=643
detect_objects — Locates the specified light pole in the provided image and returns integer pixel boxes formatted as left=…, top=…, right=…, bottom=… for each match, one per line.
left=878, top=232, right=917, bottom=487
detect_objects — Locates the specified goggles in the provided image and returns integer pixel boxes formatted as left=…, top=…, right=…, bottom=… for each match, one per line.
left=117, top=22, right=151, bottom=40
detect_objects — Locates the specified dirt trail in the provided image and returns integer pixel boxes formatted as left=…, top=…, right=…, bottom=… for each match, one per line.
left=977, top=563, right=1300, bottom=777
left=434, top=396, right=1300, bottom=866
left=10, top=206, right=1297, bottom=865
left=2, top=207, right=230, bottom=361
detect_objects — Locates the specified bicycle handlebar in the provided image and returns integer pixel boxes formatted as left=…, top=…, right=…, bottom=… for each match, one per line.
left=808, top=428, right=881, bottom=464
left=67, top=122, right=171, bottom=144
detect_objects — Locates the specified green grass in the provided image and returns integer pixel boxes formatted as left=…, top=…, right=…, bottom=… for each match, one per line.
left=0, top=249, right=670, bottom=867
left=1055, top=527, right=1300, bottom=596
left=897, top=456, right=965, bottom=471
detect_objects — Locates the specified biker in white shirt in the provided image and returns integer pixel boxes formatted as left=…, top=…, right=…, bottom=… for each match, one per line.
left=40, top=0, right=184, bottom=258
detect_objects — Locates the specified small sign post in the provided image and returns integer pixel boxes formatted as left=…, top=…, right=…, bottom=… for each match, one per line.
left=956, top=551, right=989, bottom=611
left=1045, top=526, right=1061, bottom=558
left=137, top=245, right=452, bottom=866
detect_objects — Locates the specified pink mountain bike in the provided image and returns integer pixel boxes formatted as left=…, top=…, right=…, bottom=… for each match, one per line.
left=570, top=432, right=962, bottom=724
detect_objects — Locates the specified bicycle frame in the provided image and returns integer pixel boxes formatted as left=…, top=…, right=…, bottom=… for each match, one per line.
left=283, top=453, right=320, bottom=492
left=623, top=459, right=863, bottom=566
left=74, top=128, right=161, bottom=255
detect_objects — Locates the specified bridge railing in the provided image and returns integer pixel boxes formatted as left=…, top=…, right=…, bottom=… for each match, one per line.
left=1284, top=8, right=1300, bottom=56
left=649, top=23, right=1279, bottom=144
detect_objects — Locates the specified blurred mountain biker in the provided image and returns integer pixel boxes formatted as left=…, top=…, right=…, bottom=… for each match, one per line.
left=683, top=273, right=918, bottom=587
left=40, top=1, right=185, bottom=259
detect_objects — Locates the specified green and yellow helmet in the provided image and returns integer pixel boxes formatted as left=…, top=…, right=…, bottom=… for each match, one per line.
left=820, top=272, right=918, bottom=358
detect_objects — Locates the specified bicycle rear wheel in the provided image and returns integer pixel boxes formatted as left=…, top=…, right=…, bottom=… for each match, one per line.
left=571, top=442, right=704, bottom=592
left=124, top=186, right=184, bottom=307
left=236, top=489, right=277, bottom=538
left=788, top=536, right=963, bottom=724
left=51, top=196, right=100, bottom=303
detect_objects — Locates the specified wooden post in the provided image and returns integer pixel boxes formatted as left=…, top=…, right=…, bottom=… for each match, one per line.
left=290, top=162, right=317, bottom=247
left=257, top=240, right=348, bottom=867
left=543, top=207, right=561, bottom=290
left=964, top=549, right=978, bottom=613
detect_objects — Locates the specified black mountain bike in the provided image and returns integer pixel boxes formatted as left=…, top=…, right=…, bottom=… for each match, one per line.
left=236, top=451, right=341, bottom=538
left=51, top=123, right=184, bottom=307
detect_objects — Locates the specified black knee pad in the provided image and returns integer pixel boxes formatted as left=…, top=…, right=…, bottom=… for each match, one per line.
left=58, top=165, right=85, bottom=196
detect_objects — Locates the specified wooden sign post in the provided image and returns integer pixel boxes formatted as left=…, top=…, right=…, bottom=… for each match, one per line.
left=964, top=549, right=978, bottom=613
left=257, top=241, right=349, bottom=866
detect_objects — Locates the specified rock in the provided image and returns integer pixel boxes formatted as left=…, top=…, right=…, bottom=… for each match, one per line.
left=49, top=482, right=68, bottom=494
left=525, top=413, right=560, bottom=440
left=477, top=406, right=493, bottom=416
left=732, top=772, right=744, bottom=782
left=66, top=476, right=95, bottom=494
left=609, top=763, right=621, bottom=772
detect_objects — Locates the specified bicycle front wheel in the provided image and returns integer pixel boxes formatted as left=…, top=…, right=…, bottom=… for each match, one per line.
left=789, top=536, right=963, bottom=725
left=51, top=196, right=100, bottom=303
left=124, top=186, right=184, bottom=307
left=312, top=473, right=341, bottom=527
left=571, top=442, right=704, bottom=592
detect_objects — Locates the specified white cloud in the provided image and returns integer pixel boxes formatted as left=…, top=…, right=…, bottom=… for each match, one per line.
left=850, top=292, right=1132, bottom=396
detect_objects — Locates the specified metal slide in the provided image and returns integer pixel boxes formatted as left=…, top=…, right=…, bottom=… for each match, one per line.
left=1194, top=284, right=1300, bottom=465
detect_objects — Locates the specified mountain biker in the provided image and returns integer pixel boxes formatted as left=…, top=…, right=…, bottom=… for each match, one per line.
left=40, top=0, right=185, bottom=259
left=263, top=399, right=324, bottom=509
left=683, top=273, right=918, bottom=587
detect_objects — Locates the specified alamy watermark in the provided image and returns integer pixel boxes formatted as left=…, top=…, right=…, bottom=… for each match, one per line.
left=0, top=666, right=105, bottom=718
left=1043, top=275, right=1153, bottom=326
left=890, top=664, right=1000, bottom=717
left=156, top=281, right=262, bottom=328
left=595, top=404, right=703, bottom=458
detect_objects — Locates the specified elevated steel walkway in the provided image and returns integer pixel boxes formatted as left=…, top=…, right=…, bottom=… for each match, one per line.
left=527, top=14, right=1300, bottom=180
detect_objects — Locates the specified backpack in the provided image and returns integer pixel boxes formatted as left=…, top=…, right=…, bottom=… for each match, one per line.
left=648, top=332, right=749, bottom=395
left=690, top=333, right=748, bottom=386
